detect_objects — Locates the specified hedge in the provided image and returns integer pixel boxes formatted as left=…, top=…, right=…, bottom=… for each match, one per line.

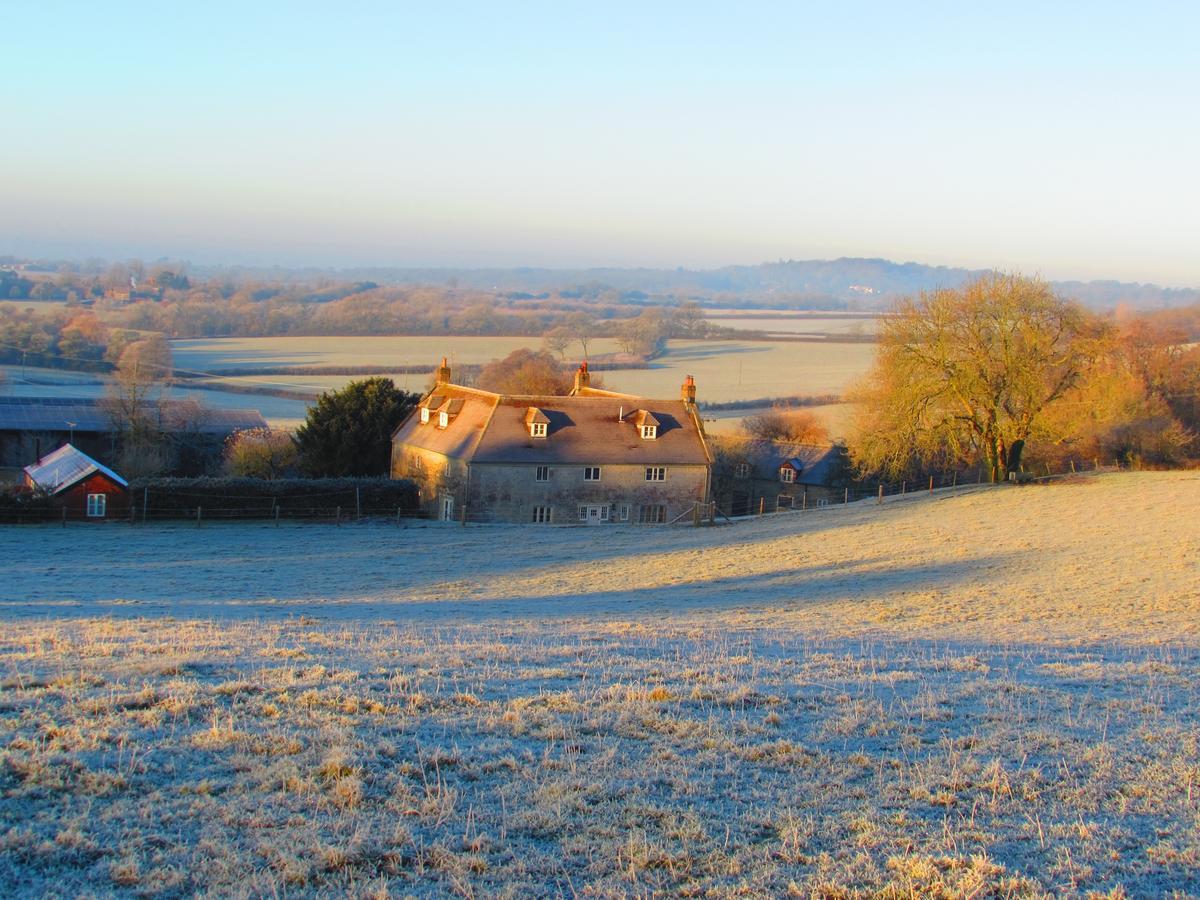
left=128, top=476, right=419, bottom=518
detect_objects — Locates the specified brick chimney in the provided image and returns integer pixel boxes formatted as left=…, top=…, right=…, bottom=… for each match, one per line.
left=436, top=356, right=451, bottom=385
left=573, top=361, right=590, bottom=393
left=681, top=374, right=696, bottom=405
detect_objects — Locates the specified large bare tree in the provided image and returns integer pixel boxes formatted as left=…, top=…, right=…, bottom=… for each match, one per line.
left=849, top=274, right=1104, bottom=482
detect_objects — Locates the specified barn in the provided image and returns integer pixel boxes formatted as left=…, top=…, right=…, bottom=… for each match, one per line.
left=23, top=443, right=130, bottom=520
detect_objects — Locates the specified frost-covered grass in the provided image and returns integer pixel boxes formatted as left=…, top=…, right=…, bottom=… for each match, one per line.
left=2, top=473, right=1199, bottom=896
left=2, top=622, right=1197, bottom=897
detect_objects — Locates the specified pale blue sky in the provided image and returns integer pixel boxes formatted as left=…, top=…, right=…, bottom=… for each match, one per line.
left=2, top=2, right=1198, bottom=284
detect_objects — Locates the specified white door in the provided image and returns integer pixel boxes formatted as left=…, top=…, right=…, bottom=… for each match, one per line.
left=582, top=504, right=609, bottom=525
left=441, top=496, right=455, bottom=521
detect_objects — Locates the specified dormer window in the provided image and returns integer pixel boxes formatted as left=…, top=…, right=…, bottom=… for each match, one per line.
left=634, top=409, right=659, bottom=440
left=525, top=407, right=550, bottom=439
left=780, top=467, right=795, bottom=483
left=419, top=393, right=446, bottom=426
left=735, top=463, right=750, bottom=478
left=438, top=410, right=449, bottom=428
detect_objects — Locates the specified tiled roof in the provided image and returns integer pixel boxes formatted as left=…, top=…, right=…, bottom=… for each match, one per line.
left=713, top=437, right=846, bottom=485
left=395, top=383, right=710, bottom=467
left=471, top=395, right=708, bottom=465
left=0, top=397, right=268, bottom=434
left=23, top=443, right=127, bottom=495
left=391, top=386, right=498, bottom=459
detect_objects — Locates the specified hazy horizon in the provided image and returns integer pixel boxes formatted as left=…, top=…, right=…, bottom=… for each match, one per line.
left=4, top=2, right=1198, bottom=287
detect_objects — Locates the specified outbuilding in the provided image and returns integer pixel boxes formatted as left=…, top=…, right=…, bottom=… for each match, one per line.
left=23, top=443, right=130, bottom=519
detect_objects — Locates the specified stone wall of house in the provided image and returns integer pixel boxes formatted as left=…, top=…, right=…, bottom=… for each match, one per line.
left=463, top=462, right=710, bottom=524
left=390, top=443, right=466, bottom=518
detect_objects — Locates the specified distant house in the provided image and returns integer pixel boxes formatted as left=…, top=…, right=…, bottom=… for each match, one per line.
left=0, top=397, right=268, bottom=476
left=391, top=360, right=713, bottom=523
left=23, top=443, right=129, bottom=519
left=711, top=438, right=850, bottom=515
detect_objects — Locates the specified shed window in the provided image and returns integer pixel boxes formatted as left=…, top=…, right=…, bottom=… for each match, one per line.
left=438, top=410, right=449, bottom=428
left=584, top=466, right=602, bottom=481
left=86, top=493, right=106, bottom=517
left=640, top=425, right=657, bottom=440
left=618, top=504, right=630, bottom=521
left=535, top=465, right=549, bottom=482
left=530, top=422, right=547, bottom=438
left=532, top=505, right=552, bottom=523
left=780, top=467, right=795, bottom=483
left=645, top=466, right=665, bottom=482
left=420, top=408, right=430, bottom=424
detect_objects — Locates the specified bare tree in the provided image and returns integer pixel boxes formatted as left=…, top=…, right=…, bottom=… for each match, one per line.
left=848, top=274, right=1103, bottom=482
left=104, top=334, right=174, bottom=477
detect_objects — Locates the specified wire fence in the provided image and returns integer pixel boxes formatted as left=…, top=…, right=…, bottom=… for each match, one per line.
left=1, top=457, right=1131, bottom=527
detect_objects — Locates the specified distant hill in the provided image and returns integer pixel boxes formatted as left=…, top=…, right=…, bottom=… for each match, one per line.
left=235, top=257, right=1199, bottom=311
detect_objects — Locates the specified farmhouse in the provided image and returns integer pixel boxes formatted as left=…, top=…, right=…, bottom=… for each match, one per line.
left=23, top=443, right=129, bottom=519
left=711, top=438, right=850, bottom=516
left=391, top=360, right=712, bottom=523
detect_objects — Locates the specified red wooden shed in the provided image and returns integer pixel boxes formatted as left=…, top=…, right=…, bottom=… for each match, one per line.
left=22, top=444, right=130, bottom=520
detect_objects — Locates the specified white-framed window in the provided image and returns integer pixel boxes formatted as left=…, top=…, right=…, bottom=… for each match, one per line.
left=535, top=465, right=549, bottom=482
left=584, top=466, right=601, bottom=481
left=780, top=467, right=795, bottom=483
left=640, top=425, right=657, bottom=440
left=618, top=504, right=630, bottom=521
left=735, top=463, right=751, bottom=478
left=638, top=504, right=666, bottom=524
left=645, top=466, right=665, bottom=482
left=777, top=494, right=793, bottom=509
left=420, top=407, right=431, bottom=424
left=438, top=410, right=449, bottom=428
left=578, top=506, right=588, bottom=521
left=530, top=422, right=547, bottom=438
left=86, top=493, right=106, bottom=517
left=532, top=505, right=552, bottom=523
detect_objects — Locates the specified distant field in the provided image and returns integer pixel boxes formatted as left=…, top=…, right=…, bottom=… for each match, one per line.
left=0, top=299, right=72, bottom=315
left=705, top=313, right=881, bottom=336
left=0, top=365, right=310, bottom=425
left=171, top=335, right=624, bottom=372
left=5, top=336, right=876, bottom=431
left=1, top=473, right=1197, bottom=895
left=169, top=336, right=877, bottom=426
left=604, top=339, right=875, bottom=403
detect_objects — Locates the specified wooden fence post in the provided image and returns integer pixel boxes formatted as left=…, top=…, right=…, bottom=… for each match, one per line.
left=356, top=487, right=361, bottom=520
left=844, top=487, right=849, bottom=504
left=275, top=504, right=280, bottom=526
left=460, top=505, right=467, bottom=526
left=336, top=506, right=341, bottom=526
left=196, top=506, right=202, bottom=528
left=877, top=484, right=884, bottom=504
left=929, top=475, right=934, bottom=494
left=758, top=497, right=765, bottom=516
left=143, top=488, right=148, bottom=524
left=802, top=489, right=808, bottom=511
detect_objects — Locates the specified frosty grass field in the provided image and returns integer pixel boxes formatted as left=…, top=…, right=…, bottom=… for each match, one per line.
left=2, top=472, right=1198, bottom=896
